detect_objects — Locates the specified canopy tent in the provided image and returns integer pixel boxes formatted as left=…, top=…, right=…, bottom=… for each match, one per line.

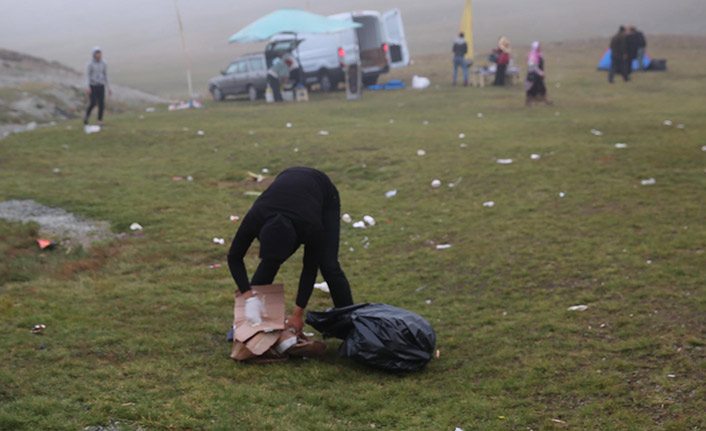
left=459, top=0, right=474, bottom=62
left=228, top=8, right=361, bottom=43
left=597, top=49, right=652, bottom=70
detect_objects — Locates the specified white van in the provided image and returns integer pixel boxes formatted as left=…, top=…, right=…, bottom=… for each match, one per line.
left=266, top=9, right=409, bottom=91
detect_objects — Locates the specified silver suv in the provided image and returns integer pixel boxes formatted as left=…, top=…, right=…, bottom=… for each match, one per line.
left=208, top=53, right=267, bottom=101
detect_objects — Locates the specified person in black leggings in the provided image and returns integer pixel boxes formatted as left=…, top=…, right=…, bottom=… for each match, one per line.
left=227, top=167, right=354, bottom=332
left=84, top=46, right=111, bottom=125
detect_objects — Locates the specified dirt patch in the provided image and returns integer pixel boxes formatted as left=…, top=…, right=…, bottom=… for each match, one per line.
left=0, top=199, right=114, bottom=249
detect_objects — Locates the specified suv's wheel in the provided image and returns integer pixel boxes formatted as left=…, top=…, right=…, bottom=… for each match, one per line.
left=211, top=87, right=224, bottom=101
left=319, top=70, right=333, bottom=92
left=247, top=85, right=258, bottom=102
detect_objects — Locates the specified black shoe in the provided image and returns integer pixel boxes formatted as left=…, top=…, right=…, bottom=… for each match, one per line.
left=83, top=116, right=89, bottom=125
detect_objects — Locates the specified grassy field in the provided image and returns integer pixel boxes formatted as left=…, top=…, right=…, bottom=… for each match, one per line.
left=1, top=37, right=705, bottom=431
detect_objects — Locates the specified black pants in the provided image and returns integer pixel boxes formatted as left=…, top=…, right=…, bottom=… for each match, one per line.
left=608, top=58, right=629, bottom=83
left=250, top=190, right=354, bottom=308
left=267, top=75, right=283, bottom=102
left=493, top=64, right=507, bottom=86
left=85, top=85, right=105, bottom=122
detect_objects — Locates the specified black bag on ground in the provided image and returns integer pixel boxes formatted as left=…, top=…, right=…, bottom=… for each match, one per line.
left=306, top=303, right=436, bottom=372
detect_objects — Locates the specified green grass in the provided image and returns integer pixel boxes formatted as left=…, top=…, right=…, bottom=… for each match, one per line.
left=1, top=39, right=705, bottom=430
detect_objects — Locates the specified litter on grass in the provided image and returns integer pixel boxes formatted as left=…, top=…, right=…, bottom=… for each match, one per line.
left=460, top=143, right=468, bottom=148
left=197, top=130, right=205, bottom=136
left=314, top=282, right=330, bottom=293
left=247, top=171, right=266, bottom=183
left=318, top=130, right=329, bottom=135
left=352, top=221, right=366, bottom=229
left=701, top=145, right=706, bottom=152
left=550, top=419, right=567, bottom=424
left=448, top=177, right=463, bottom=188
left=129, top=223, right=143, bottom=231
left=213, top=237, right=225, bottom=245
left=531, top=154, right=541, bottom=160
left=559, top=192, right=565, bottom=197
left=458, top=133, right=465, bottom=138
left=423, top=120, right=429, bottom=125
left=590, top=129, right=603, bottom=136
left=286, top=122, right=292, bottom=128
left=363, top=215, right=376, bottom=226
left=676, top=124, right=685, bottom=129
left=477, top=113, right=483, bottom=118
left=482, top=201, right=495, bottom=207
left=389, top=119, right=395, bottom=124
left=663, top=120, right=672, bottom=126
left=37, top=239, right=51, bottom=249
left=417, top=149, right=426, bottom=156
left=411, top=75, right=430, bottom=89
left=567, top=305, right=588, bottom=311
left=431, top=179, right=441, bottom=188
left=425, top=299, right=432, bottom=304
left=244, top=191, right=262, bottom=197
left=229, top=215, right=240, bottom=222
left=436, top=244, right=452, bottom=249
left=30, top=324, right=46, bottom=334
left=208, top=264, right=221, bottom=269
left=84, top=125, right=100, bottom=134
left=145, top=107, right=156, bottom=113
left=385, top=189, right=397, bottom=198
left=168, top=100, right=203, bottom=110
left=496, top=159, right=513, bottom=164
left=641, top=178, right=656, bottom=186
left=615, top=143, right=628, bottom=148
left=342, top=213, right=352, bottom=223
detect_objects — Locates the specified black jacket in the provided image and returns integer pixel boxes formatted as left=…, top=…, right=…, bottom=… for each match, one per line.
left=452, top=37, right=468, bottom=57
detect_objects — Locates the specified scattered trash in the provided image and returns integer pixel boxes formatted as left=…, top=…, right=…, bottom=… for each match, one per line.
left=436, top=244, right=452, bottom=249
left=458, top=133, right=465, bottom=139
left=436, top=349, right=440, bottom=359
left=145, top=107, right=156, bottom=113
left=559, top=192, right=565, bottom=197
left=530, top=154, right=541, bottom=160
left=667, top=374, right=676, bottom=378
left=411, top=75, right=430, bottom=89
left=244, top=191, right=262, bottom=197
left=460, top=143, right=468, bottom=148
left=318, top=130, right=329, bottom=135
left=676, top=124, right=685, bottom=129
left=425, top=299, right=432, bottom=304
left=496, top=159, right=513, bottom=164
left=646, top=260, right=652, bottom=264
left=417, top=149, right=426, bottom=156
left=482, top=201, right=495, bottom=207
left=52, top=168, right=60, bottom=173
left=208, top=264, right=221, bottom=269
left=640, top=178, right=656, bottom=186
left=26, top=122, right=38, bottom=131
left=477, top=113, right=483, bottom=118
left=363, top=215, right=376, bottom=226
left=454, top=428, right=464, bottom=431
left=247, top=171, right=266, bottom=183
left=385, top=190, right=397, bottom=198
left=84, top=125, right=101, bottom=134
left=248, top=130, right=255, bottom=135
left=172, top=176, right=184, bottom=181
left=286, top=122, right=292, bottom=128
left=555, top=111, right=561, bottom=116
left=448, top=177, right=462, bottom=188
left=550, top=419, right=567, bottom=424
left=36, top=239, right=51, bottom=249
left=590, top=129, right=603, bottom=136
left=422, top=120, right=429, bottom=125
left=213, top=237, right=225, bottom=245
left=701, top=145, right=706, bottom=152
left=229, top=215, right=240, bottom=222
left=567, top=305, right=588, bottom=311
left=30, top=324, right=46, bottom=334
left=314, top=282, right=330, bottom=293
left=663, top=120, right=672, bottom=126
left=293, top=147, right=299, bottom=152
left=431, top=179, right=441, bottom=188
left=352, top=221, right=366, bottom=229
left=615, top=143, right=628, bottom=148
left=129, top=223, right=143, bottom=231
left=342, top=213, right=352, bottom=223
left=197, top=130, right=205, bottom=136
left=389, top=119, right=395, bottom=124
left=186, top=175, right=193, bottom=181
left=168, top=99, right=203, bottom=110
left=349, top=247, right=355, bottom=252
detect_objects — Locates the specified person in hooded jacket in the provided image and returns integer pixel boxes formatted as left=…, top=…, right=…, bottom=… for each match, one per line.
left=525, top=41, right=553, bottom=106
left=227, top=167, right=354, bottom=333
left=84, top=46, right=111, bottom=125
left=493, top=36, right=511, bottom=86
left=452, top=32, right=469, bottom=86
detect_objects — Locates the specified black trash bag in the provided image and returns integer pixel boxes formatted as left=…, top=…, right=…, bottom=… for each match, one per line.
left=306, top=303, right=436, bottom=372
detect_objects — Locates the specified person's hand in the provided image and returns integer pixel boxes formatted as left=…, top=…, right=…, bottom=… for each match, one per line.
left=86, top=88, right=92, bottom=95
left=245, top=296, right=264, bottom=325
left=286, top=306, right=305, bottom=333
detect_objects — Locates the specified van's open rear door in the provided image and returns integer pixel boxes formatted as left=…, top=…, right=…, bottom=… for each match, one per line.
left=383, top=9, right=409, bottom=69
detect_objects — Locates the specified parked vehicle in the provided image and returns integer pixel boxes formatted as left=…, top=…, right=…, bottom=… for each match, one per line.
left=265, top=9, right=409, bottom=91
left=208, top=53, right=267, bottom=101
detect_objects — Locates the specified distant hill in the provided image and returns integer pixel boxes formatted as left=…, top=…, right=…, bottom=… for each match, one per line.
left=0, top=48, right=166, bottom=127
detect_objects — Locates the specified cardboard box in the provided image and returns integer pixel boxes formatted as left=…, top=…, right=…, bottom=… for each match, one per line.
left=233, top=284, right=285, bottom=343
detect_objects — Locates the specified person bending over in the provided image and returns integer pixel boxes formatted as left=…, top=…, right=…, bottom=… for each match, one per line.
left=227, top=167, right=354, bottom=332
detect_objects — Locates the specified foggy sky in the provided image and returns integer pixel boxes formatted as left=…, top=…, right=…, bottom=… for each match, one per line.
left=1, top=0, right=704, bottom=96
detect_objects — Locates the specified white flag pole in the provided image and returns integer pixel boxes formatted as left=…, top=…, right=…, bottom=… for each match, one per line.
left=172, top=0, right=194, bottom=98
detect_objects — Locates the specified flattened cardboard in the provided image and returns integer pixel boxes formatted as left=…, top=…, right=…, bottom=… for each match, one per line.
left=245, top=331, right=281, bottom=356
left=231, top=340, right=256, bottom=361
left=234, top=284, right=285, bottom=343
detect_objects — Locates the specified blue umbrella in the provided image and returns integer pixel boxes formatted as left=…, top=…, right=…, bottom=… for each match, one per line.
left=228, top=8, right=361, bottom=43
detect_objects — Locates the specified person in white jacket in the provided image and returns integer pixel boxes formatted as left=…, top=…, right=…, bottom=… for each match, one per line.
left=84, top=46, right=112, bottom=125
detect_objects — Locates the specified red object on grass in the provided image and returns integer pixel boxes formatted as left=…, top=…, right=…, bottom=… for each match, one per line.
left=37, top=239, right=51, bottom=249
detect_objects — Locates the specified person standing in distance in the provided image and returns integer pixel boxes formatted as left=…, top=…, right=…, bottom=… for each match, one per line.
left=227, top=167, right=354, bottom=332
left=84, top=46, right=111, bottom=125
left=452, top=32, right=469, bottom=86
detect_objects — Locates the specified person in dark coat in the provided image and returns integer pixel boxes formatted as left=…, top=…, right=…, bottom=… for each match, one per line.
left=609, top=26, right=629, bottom=83
left=632, top=26, right=647, bottom=71
left=452, top=32, right=469, bottom=86
left=227, top=167, right=354, bottom=333
left=625, top=26, right=640, bottom=76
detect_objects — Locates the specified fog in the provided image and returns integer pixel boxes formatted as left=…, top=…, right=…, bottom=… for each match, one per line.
left=2, top=0, right=704, bottom=96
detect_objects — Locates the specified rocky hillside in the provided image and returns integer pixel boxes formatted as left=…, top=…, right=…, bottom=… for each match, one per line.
left=0, top=48, right=166, bottom=132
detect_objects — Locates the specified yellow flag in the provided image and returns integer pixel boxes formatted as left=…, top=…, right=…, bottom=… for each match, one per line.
left=460, top=0, right=474, bottom=60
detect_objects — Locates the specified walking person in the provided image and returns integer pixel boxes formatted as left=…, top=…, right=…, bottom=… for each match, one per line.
left=625, top=26, right=640, bottom=77
left=84, top=46, right=111, bottom=125
left=452, top=32, right=469, bottom=86
left=493, top=37, right=511, bottom=86
left=267, top=54, right=288, bottom=102
left=227, top=167, right=354, bottom=333
left=525, top=41, right=553, bottom=107
left=609, top=26, right=629, bottom=83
